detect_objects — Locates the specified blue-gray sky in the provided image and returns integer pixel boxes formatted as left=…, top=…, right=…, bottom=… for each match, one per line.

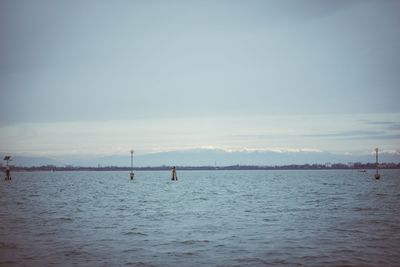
left=0, top=0, right=399, bottom=158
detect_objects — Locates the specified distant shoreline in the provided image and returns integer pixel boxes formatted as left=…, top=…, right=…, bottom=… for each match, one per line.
left=3, top=163, right=400, bottom=172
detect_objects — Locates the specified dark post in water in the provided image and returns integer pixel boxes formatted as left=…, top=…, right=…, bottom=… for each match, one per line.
left=130, top=150, right=134, bottom=180
left=4, top=156, right=11, bottom=180
left=171, top=166, right=178, bottom=181
left=374, top=148, right=380, bottom=180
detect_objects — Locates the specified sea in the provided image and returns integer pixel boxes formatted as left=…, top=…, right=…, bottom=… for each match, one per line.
left=1, top=170, right=400, bottom=266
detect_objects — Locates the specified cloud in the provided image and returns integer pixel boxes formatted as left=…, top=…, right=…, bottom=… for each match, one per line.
left=1, top=113, right=399, bottom=156
left=304, top=128, right=400, bottom=141
left=304, top=130, right=385, bottom=138
left=361, top=134, right=400, bottom=140
left=386, top=124, right=400, bottom=131
left=362, top=120, right=397, bottom=125
left=361, top=120, right=400, bottom=129
left=279, top=0, right=355, bottom=20
left=235, top=147, right=323, bottom=153
left=305, top=130, right=400, bottom=141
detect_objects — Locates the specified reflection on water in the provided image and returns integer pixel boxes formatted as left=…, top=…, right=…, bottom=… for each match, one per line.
left=1, top=170, right=400, bottom=266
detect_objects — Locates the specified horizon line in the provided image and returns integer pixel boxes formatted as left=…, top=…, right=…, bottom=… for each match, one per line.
left=5, top=162, right=400, bottom=170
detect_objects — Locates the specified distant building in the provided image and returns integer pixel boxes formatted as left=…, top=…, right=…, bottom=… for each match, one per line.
left=325, top=162, right=332, bottom=168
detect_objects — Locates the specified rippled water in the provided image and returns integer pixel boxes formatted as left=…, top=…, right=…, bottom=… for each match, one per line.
left=1, top=170, right=400, bottom=266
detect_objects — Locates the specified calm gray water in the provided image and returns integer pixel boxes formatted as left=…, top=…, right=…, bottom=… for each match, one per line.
left=1, top=170, right=400, bottom=266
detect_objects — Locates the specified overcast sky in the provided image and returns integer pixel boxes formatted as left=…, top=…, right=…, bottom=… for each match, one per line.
left=0, top=0, right=399, bottom=156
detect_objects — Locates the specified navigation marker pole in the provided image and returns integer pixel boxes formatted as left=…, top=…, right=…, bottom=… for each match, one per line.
left=3, top=156, right=11, bottom=180
left=130, top=150, right=135, bottom=180
left=374, top=148, right=380, bottom=180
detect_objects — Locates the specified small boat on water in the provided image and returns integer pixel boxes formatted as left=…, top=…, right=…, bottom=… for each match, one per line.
left=359, top=169, right=367, bottom=173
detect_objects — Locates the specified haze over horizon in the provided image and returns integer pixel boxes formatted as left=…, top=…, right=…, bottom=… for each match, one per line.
left=1, top=0, right=399, bottom=163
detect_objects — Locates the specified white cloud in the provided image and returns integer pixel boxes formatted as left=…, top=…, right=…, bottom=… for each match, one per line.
left=1, top=113, right=399, bottom=157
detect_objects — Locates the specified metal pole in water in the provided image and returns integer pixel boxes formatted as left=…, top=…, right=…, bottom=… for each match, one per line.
left=374, top=148, right=380, bottom=179
left=130, top=150, right=134, bottom=180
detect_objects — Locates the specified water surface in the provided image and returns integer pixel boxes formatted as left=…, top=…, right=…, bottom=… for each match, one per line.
left=1, top=170, right=399, bottom=266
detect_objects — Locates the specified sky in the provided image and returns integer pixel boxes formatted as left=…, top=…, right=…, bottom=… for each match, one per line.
left=0, top=0, right=399, bottom=160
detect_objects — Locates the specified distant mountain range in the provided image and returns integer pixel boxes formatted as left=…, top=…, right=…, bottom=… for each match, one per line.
left=2, top=149, right=400, bottom=167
